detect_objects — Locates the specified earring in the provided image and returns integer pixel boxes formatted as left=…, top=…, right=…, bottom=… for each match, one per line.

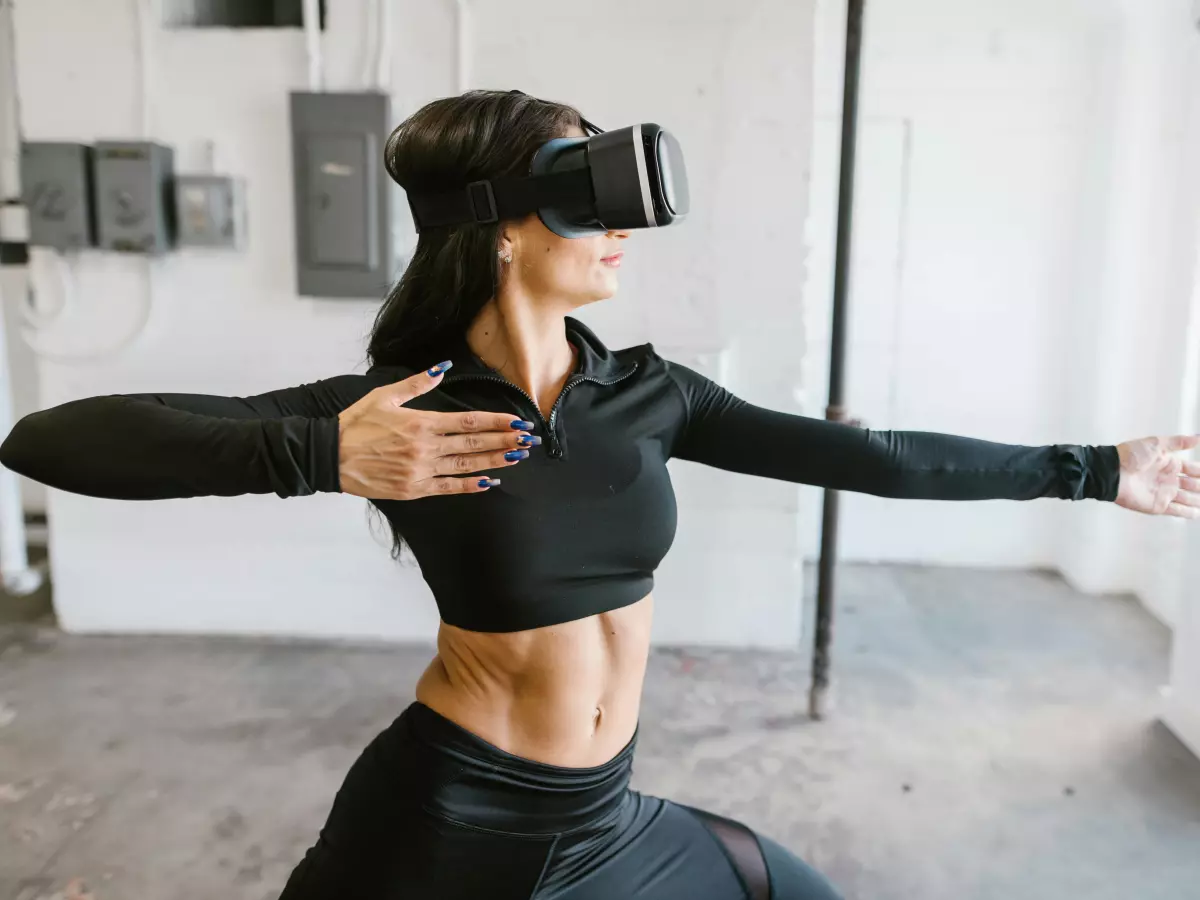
left=498, top=250, right=513, bottom=264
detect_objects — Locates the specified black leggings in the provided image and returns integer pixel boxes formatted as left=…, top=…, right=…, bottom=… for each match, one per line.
left=278, top=703, right=843, bottom=900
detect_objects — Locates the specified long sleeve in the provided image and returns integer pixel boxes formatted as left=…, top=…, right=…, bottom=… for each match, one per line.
left=664, top=361, right=1120, bottom=502
left=0, top=374, right=385, bottom=501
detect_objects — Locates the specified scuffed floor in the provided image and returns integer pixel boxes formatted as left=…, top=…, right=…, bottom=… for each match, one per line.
left=2, top=565, right=1199, bottom=900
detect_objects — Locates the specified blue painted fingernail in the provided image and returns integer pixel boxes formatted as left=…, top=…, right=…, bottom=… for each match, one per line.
left=518, top=435, right=543, bottom=447
left=510, top=420, right=535, bottom=430
left=427, top=360, right=454, bottom=376
left=478, top=478, right=500, bottom=488
left=504, top=450, right=529, bottom=462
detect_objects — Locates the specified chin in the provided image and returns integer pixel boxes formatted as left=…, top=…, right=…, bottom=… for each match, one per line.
left=565, top=280, right=619, bottom=309
left=598, top=273, right=621, bottom=298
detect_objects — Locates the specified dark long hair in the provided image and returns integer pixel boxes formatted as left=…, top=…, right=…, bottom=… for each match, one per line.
left=367, top=90, right=585, bottom=369
left=365, top=91, right=584, bottom=560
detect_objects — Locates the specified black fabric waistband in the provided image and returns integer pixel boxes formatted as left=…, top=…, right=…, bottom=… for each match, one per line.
left=400, top=701, right=638, bottom=836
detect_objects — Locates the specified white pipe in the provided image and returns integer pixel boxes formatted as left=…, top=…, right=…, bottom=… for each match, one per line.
left=0, top=277, right=45, bottom=597
left=303, top=0, right=323, bottom=91
left=455, top=0, right=471, bottom=93
left=0, top=0, right=43, bottom=596
left=0, top=0, right=20, bottom=199
left=376, top=0, right=392, bottom=91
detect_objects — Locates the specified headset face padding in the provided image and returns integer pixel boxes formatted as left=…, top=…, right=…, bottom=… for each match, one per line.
left=530, top=136, right=594, bottom=239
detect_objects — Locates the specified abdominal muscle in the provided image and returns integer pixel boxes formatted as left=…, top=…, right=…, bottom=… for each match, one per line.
left=414, top=594, right=654, bottom=769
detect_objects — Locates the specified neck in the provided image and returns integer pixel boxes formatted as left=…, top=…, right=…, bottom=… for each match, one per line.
left=466, top=294, right=576, bottom=412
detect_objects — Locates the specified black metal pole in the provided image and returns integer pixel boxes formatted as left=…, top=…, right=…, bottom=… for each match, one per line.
left=809, top=0, right=866, bottom=721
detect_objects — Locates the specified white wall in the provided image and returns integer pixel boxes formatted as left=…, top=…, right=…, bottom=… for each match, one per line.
left=17, top=0, right=1199, bottom=645
left=804, top=0, right=1117, bottom=568
left=13, top=0, right=816, bottom=646
left=1053, top=0, right=1200, bottom=625
left=804, top=0, right=1200, bottom=619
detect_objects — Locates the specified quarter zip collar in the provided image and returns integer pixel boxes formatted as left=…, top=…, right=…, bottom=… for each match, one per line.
left=437, top=317, right=639, bottom=462
left=563, top=317, right=632, bottom=382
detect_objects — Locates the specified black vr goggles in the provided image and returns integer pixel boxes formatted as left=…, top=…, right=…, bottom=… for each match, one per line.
left=406, top=101, right=689, bottom=239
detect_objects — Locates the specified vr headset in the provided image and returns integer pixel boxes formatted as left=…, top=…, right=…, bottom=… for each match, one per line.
left=406, top=96, right=689, bottom=239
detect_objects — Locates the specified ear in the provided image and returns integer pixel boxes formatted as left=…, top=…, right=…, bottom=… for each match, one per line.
left=496, top=223, right=518, bottom=259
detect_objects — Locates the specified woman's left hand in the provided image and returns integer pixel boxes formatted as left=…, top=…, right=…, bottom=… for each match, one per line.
left=1115, top=435, right=1200, bottom=518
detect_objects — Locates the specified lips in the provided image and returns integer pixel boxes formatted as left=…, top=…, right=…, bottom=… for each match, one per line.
left=600, top=252, right=624, bottom=268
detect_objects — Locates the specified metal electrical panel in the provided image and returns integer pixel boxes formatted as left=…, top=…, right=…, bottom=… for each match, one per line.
left=290, top=91, right=393, bottom=298
left=93, top=141, right=176, bottom=254
left=20, top=142, right=96, bottom=250
left=175, top=175, right=246, bottom=249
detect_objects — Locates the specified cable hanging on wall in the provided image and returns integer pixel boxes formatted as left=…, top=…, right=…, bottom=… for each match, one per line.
left=362, top=0, right=393, bottom=91
left=303, top=0, right=323, bottom=91
left=362, top=0, right=378, bottom=89
left=377, top=0, right=393, bottom=91
left=19, top=255, right=156, bottom=365
left=18, top=0, right=159, bottom=364
left=455, top=0, right=472, bottom=93
left=19, top=249, right=71, bottom=329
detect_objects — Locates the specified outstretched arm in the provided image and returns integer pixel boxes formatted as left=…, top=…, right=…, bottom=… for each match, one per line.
left=0, top=375, right=382, bottom=500
left=0, top=364, right=539, bottom=503
left=665, top=361, right=1129, bottom=503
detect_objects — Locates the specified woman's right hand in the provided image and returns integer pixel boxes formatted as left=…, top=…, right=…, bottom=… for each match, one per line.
left=337, top=363, right=538, bottom=500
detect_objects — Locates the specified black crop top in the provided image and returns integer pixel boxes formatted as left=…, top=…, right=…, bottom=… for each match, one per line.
left=1, top=318, right=1120, bottom=633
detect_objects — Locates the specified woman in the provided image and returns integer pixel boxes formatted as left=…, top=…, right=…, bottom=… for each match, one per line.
left=3, top=90, right=1198, bottom=900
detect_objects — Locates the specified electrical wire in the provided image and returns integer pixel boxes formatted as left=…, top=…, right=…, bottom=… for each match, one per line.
left=455, top=0, right=471, bottom=94
left=363, top=0, right=379, bottom=88
left=20, top=260, right=157, bottom=365
left=26, top=0, right=158, bottom=360
left=303, top=0, right=324, bottom=91
left=18, top=0, right=162, bottom=363
left=377, top=0, right=392, bottom=90
left=134, top=0, right=154, bottom=137
left=19, top=250, right=71, bottom=329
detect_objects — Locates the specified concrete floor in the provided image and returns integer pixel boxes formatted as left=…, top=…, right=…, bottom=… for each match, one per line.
left=2, top=564, right=1199, bottom=900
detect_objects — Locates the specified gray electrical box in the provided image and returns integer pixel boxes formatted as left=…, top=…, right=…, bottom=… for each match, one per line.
left=175, top=174, right=246, bottom=249
left=290, top=91, right=393, bottom=298
left=20, top=142, right=95, bottom=250
left=93, top=141, right=176, bottom=254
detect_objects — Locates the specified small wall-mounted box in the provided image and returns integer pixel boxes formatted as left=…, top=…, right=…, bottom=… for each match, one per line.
left=93, top=141, right=176, bottom=254
left=175, top=175, right=247, bottom=250
left=290, top=91, right=394, bottom=298
left=20, top=142, right=96, bottom=250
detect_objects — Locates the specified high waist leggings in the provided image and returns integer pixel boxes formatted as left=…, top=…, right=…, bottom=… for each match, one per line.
left=277, top=703, right=842, bottom=900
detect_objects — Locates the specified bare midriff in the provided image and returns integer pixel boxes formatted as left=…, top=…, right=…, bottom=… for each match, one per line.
left=415, top=593, right=654, bottom=768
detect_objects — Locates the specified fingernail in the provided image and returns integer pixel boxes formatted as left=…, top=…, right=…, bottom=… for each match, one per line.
left=427, top=360, right=454, bottom=376
left=518, top=435, right=543, bottom=447
left=510, top=419, right=535, bottom=430
left=478, top=478, right=501, bottom=488
left=504, top=450, right=530, bottom=462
